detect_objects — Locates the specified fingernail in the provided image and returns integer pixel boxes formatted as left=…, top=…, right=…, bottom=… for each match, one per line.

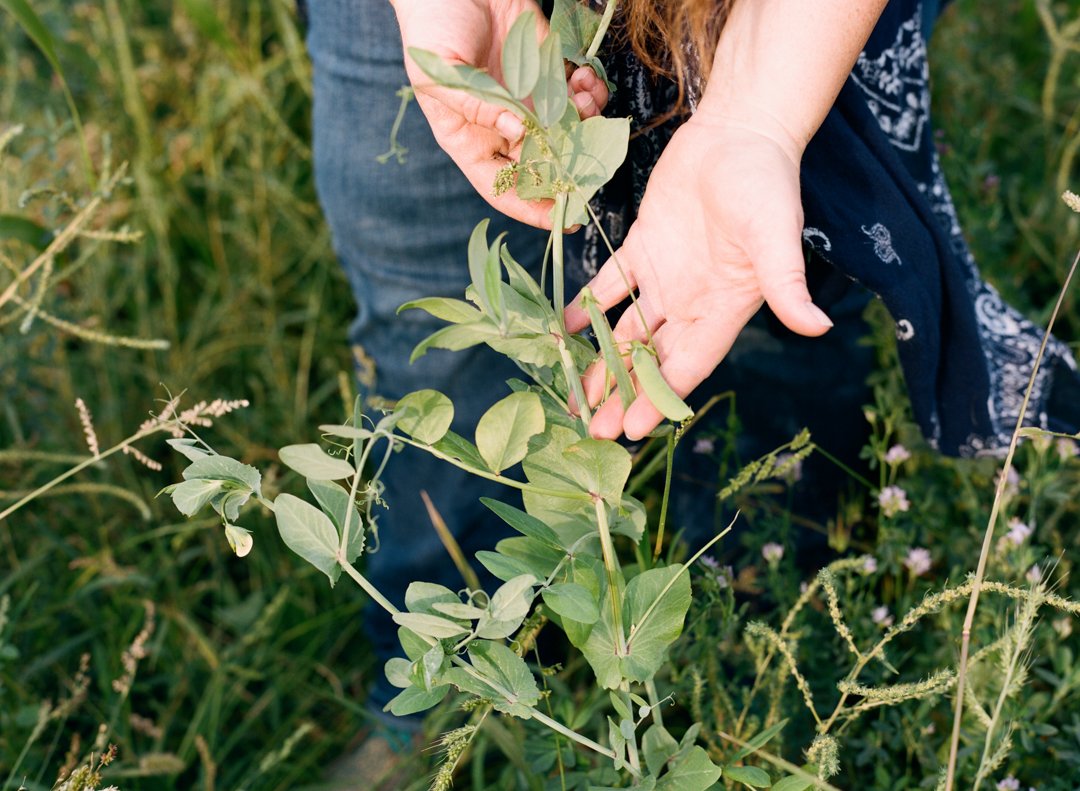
left=496, top=114, right=525, bottom=142
left=805, top=301, right=834, bottom=329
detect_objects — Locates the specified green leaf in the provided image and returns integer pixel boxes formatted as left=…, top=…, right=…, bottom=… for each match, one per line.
left=432, top=601, right=488, bottom=620
left=723, top=765, right=772, bottom=788
left=562, top=116, right=631, bottom=225
left=562, top=438, right=632, bottom=504
left=609, top=691, right=633, bottom=723
left=392, top=612, right=470, bottom=639
left=398, top=627, right=430, bottom=662
left=486, top=334, right=562, bottom=368
left=499, top=246, right=549, bottom=309
left=385, top=684, right=450, bottom=717
left=583, top=287, right=635, bottom=411
left=476, top=550, right=536, bottom=583
left=494, top=536, right=564, bottom=580
left=279, top=443, right=355, bottom=481
left=274, top=493, right=341, bottom=585
left=542, top=583, right=599, bottom=624
left=0, top=0, right=63, bottom=76
left=732, top=720, right=788, bottom=762
left=0, top=214, right=50, bottom=251
left=395, top=390, right=454, bottom=444
left=408, top=48, right=523, bottom=115
left=480, top=497, right=563, bottom=548
left=631, top=342, right=693, bottom=422
left=469, top=639, right=540, bottom=717
left=404, top=581, right=459, bottom=615
left=656, top=746, right=723, bottom=791
left=533, top=33, right=568, bottom=127
left=183, top=455, right=262, bottom=496
left=385, top=657, right=413, bottom=689
left=166, top=438, right=211, bottom=462
left=488, top=574, right=537, bottom=623
left=398, top=296, right=483, bottom=324
left=432, top=430, right=491, bottom=472
left=622, top=566, right=692, bottom=682
left=165, top=479, right=223, bottom=517
left=642, top=723, right=679, bottom=777
left=410, top=320, right=502, bottom=362
left=476, top=391, right=545, bottom=473
left=502, top=10, right=540, bottom=99
left=307, top=479, right=365, bottom=563
left=771, top=776, right=814, bottom=791
left=551, top=0, right=602, bottom=64
left=318, top=424, right=373, bottom=441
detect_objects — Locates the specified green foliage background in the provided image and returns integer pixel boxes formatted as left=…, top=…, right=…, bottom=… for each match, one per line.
left=0, top=0, right=1077, bottom=788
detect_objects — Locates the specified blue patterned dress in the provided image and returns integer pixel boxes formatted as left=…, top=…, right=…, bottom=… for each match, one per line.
left=583, top=0, right=1080, bottom=456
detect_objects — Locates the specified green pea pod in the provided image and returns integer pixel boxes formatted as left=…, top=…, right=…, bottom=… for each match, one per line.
left=630, top=342, right=692, bottom=423
left=582, top=288, right=636, bottom=412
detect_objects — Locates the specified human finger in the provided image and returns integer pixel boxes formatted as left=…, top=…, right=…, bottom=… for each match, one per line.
left=749, top=223, right=834, bottom=337
left=569, top=65, right=609, bottom=111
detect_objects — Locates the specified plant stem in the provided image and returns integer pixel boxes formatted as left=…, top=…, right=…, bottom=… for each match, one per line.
left=395, top=435, right=593, bottom=502
left=552, top=192, right=569, bottom=330
left=0, top=426, right=156, bottom=523
left=339, top=561, right=400, bottom=617
left=593, top=498, right=625, bottom=648
left=944, top=245, right=1080, bottom=790
left=585, top=0, right=619, bottom=61
left=559, top=338, right=592, bottom=429
left=652, top=430, right=676, bottom=562
left=620, top=686, right=642, bottom=773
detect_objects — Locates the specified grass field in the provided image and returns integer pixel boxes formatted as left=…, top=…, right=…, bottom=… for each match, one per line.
left=1, top=0, right=1078, bottom=789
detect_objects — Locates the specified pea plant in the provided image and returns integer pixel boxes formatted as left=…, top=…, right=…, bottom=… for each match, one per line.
left=157, top=4, right=804, bottom=788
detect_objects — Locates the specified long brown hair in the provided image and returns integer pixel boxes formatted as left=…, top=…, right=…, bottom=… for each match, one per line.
left=619, top=0, right=733, bottom=109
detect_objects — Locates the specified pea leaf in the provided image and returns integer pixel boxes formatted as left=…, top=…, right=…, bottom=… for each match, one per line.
left=408, top=48, right=523, bottom=115
left=392, top=612, right=470, bottom=639
left=562, top=437, right=632, bottom=504
left=723, top=765, right=772, bottom=788
left=582, top=287, right=635, bottom=411
left=476, top=391, right=545, bottom=473
left=622, top=566, right=692, bottom=683
left=274, top=493, right=341, bottom=586
left=385, top=684, right=450, bottom=717
left=771, top=776, right=814, bottom=791
left=550, top=0, right=601, bottom=64
left=481, top=497, right=563, bottom=548
left=502, top=10, right=540, bottom=99
left=279, top=443, right=355, bottom=481
left=307, top=479, right=365, bottom=563
left=404, top=581, right=459, bottom=615
left=470, top=639, right=540, bottom=717
left=656, top=746, right=723, bottom=790
left=432, top=430, right=491, bottom=472
left=542, top=582, right=599, bottom=624
left=642, top=723, right=679, bottom=777
left=533, top=32, right=568, bottom=127
left=164, top=479, right=223, bottom=517
left=398, top=296, right=483, bottom=324
left=410, top=320, right=502, bottom=362
left=395, top=390, right=454, bottom=444
left=182, top=455, right=262, bottom=496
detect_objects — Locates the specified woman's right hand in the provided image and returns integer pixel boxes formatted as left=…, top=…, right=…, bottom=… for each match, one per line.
left=391, top=0, right=608, bottom=229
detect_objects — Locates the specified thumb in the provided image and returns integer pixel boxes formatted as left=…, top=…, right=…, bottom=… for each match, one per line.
left=751, top=229, right=834, bottom=337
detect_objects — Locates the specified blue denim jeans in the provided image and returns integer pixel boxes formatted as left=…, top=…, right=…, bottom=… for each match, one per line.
left=308, top=0, right=874, bottom=719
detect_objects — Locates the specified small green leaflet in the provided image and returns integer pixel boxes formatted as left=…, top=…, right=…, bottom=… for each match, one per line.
left=502, top=10, right=540, bottom=99
left=655, top=746, right=723, bottom=790
left=542, top=582, right=599, bottom=624
left=274, top=493, right=341, bottom=586
left=475, top=391, right=545, bottom=473
left=723, top=765, right=772, bottom=788
left=279, top=443, right=355, bottom=481
left=395, top=389, right=454, bottom=444
left=583, top=287, right=636, bottom=411
left=533, top=32, right=568, bottom=127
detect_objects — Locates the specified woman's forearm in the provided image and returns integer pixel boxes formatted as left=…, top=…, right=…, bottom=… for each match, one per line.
left=698, top=0, right=890, bottom=161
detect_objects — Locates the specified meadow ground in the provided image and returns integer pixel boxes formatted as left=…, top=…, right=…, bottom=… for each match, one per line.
left=1, top=1, right=1078, bottom=789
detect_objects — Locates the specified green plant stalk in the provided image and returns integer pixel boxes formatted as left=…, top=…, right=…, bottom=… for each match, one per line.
left=593, top=497, right=626, bottom=648
left=395, top=435, right=593, bottom=501
left=558, top=338, right=593, bottom=429
left=584, top=0, right=618, bottom=61
left=652, top=430, right=676, bottom=561
left=339, top=559, right=401, bottom=617
left=716, top=730, right=841, bottom=791
left=944, top=245, right=1080, bottom=791
left=0, top=426, right=158, bottom=523
left=619, top=686, right=642, bottom=773
left=645, top=679, right=665, bottom=729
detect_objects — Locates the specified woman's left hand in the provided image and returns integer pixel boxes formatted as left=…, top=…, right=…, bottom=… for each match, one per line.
left=563, top=109, right=835, bottom=440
